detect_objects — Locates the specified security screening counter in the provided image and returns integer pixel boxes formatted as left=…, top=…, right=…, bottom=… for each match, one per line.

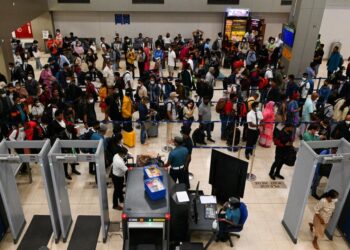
left=122, top=167, right=173, bottom=250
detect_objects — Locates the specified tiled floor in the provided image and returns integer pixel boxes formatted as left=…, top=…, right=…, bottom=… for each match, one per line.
left=0, top=55, right=348, bottom=250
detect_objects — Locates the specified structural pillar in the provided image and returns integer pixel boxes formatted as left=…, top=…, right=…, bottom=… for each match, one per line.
left=0, top=39, right=13, bottom=81
left=281, top=0, right=326, bottom=77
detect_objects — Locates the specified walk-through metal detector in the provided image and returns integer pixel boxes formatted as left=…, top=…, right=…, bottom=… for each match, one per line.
left=282, top=139, right=350, bottom=243
left=48, top=139, right=109, bottom=242
left=0, top=139, right=60, bottom=243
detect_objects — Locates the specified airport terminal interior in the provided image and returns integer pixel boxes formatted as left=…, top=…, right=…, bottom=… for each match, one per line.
left=1, top=0, right=350, bottom=249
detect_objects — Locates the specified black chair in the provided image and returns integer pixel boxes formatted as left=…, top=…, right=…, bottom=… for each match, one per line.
left=205, top=202, right=248, bottom=249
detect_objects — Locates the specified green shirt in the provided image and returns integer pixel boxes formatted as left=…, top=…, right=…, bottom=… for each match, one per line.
left=303, top=131, right=320, bottom=142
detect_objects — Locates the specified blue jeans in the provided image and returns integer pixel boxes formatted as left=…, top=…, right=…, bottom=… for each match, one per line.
left=140, top=122, right=147, bottom=144
left=311, top=166, right=321, bottom=195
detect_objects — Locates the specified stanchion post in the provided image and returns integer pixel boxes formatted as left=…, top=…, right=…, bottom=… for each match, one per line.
left=231, top=121, right=237, bottom=152
left=162, top=120, right=173, bottom=152
left=246, top=146, right=257, bottom=181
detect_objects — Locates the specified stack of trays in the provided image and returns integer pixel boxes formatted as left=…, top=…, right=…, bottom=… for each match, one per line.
left=143, top=164, right=166, bottom=201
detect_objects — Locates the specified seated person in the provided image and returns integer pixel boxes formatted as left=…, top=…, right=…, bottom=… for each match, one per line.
left=217, top=197, right=241, bottom=242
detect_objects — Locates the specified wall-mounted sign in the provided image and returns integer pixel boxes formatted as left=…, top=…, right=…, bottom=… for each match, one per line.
left=226, top=8, right=250, bottom=17
left=14, top=23, right=33, bottom=39
left=282, top=46, right=293, bottom=61
left=42, top=30, right=49, bottom=39
left=115, top=14, right=130, bottom=25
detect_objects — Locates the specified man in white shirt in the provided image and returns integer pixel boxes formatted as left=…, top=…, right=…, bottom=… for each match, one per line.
left=112, top=147, right=128, bottom=210
left=245, top=102, right=263, bottom=160
left=168, top=46, right=176, bottom=77
left=123, top=70, right=134, bottom=90
left=166, top=92, right=178, bottom=144
left=275, top=33, right=284, bottom=48
left=103, top=61, right=114, bottom=94
left=299, top=72, right=311, bottom=105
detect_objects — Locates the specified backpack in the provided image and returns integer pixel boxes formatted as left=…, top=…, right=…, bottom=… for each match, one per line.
left=158, top=101, right=174, bottom=121
left=32, top=123, right=45, bottom=140
left=41, top=106, right=53, bottom=124
left=238, top=101, right=248, bottom=118
left=215, top=98, right=227, bottom=113
left=177, top=105, right=184, bottom=121
left=212, top=39, right=219, bottom=51
left=79, top=129, right=95, bottom=153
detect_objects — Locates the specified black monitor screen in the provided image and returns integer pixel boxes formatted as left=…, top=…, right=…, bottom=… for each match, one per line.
left=128, top=228, right=163, bottom=250
left=209, top=150, right=248, bottom=202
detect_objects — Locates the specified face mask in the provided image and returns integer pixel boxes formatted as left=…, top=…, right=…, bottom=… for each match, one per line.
left=150, top=81, right=155, bottom=84
left=88, top=52, right=92, bottom=55
left=1, top=94, right=6, bottom=97
left=67, top=80, right=71, bottom=84
left=28, top=77, right=32, bottom=81
left=120, top=139, right=124, bottom=145
left=157, top=48, right=160, bottom=50
left=302, top=77, right=307, bottom=81
left=88, top=98, right=94, bottom=103
left=35, top=102, right=40, bottom=106
left=9, top=67, right=13, bottom=71
left=333, top=198, right=338, bottom=203
left=174, top=98, right=179, bottom=103
left=346, top=121, right=350, bottom=125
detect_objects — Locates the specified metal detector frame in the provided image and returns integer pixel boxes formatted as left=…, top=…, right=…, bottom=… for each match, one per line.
left=48, top=139, right=109, bottom=243
left=0, top=139, right=60, bottom=243
left=282, top=139, right=350, bottom=243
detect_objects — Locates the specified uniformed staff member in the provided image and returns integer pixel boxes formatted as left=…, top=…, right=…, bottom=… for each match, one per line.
left=164, top=136, right=189, bottom=186
left=181, top=126, right=193, bottom=189
left=112, top=147, right=129, bottom=210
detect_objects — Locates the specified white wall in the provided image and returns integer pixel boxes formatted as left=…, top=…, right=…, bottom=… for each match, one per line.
left=320, top=8, right=350, bottom=59
left=53, top=11, right=223, bottom=43
left=53, top=11, right=287, bottom=44
left=48, top=0, right=291, bottom=13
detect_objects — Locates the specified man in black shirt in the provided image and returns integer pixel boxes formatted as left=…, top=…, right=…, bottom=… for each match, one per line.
left=313, top=44, right=324, bottom=77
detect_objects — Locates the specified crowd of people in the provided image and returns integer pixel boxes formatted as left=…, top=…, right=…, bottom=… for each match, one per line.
left=0, top=29, right=349, bottom=243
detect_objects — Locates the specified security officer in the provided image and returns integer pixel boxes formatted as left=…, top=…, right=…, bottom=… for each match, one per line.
left=164, top=136, right=189, bottom=186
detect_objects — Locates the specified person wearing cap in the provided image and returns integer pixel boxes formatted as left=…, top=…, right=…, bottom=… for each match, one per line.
left=164, top=136, right=189, bottom=186
left=181, top=126, right=193, bottom=189
left=166, top=92, right=179, bottom=144
left=217, top=197, right=241, bottom=242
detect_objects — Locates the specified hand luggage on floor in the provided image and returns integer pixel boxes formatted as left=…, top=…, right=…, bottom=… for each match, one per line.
left=147, top=121, right=159, bottom=137
left=122, top=129, right=136, bottom=148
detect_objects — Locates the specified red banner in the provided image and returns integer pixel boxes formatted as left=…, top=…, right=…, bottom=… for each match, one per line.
left=14, top=22, right=33, bottom=39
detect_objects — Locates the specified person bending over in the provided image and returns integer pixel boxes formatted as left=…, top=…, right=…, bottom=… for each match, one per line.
left=309, top=189, right=339, bottom=250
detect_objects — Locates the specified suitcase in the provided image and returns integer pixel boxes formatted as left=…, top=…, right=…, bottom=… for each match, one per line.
left=147, top=121, right=159, bottom=138
left=122, top=130, right=136, bottom=148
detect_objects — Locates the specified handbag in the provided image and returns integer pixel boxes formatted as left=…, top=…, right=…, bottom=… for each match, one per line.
left=284, top=147, right=297, bottom=166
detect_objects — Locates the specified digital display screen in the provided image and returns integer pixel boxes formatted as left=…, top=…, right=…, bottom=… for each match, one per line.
left=226, top=8, right=250, bottom=17
left=282, top=25, right=295, bottom=48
